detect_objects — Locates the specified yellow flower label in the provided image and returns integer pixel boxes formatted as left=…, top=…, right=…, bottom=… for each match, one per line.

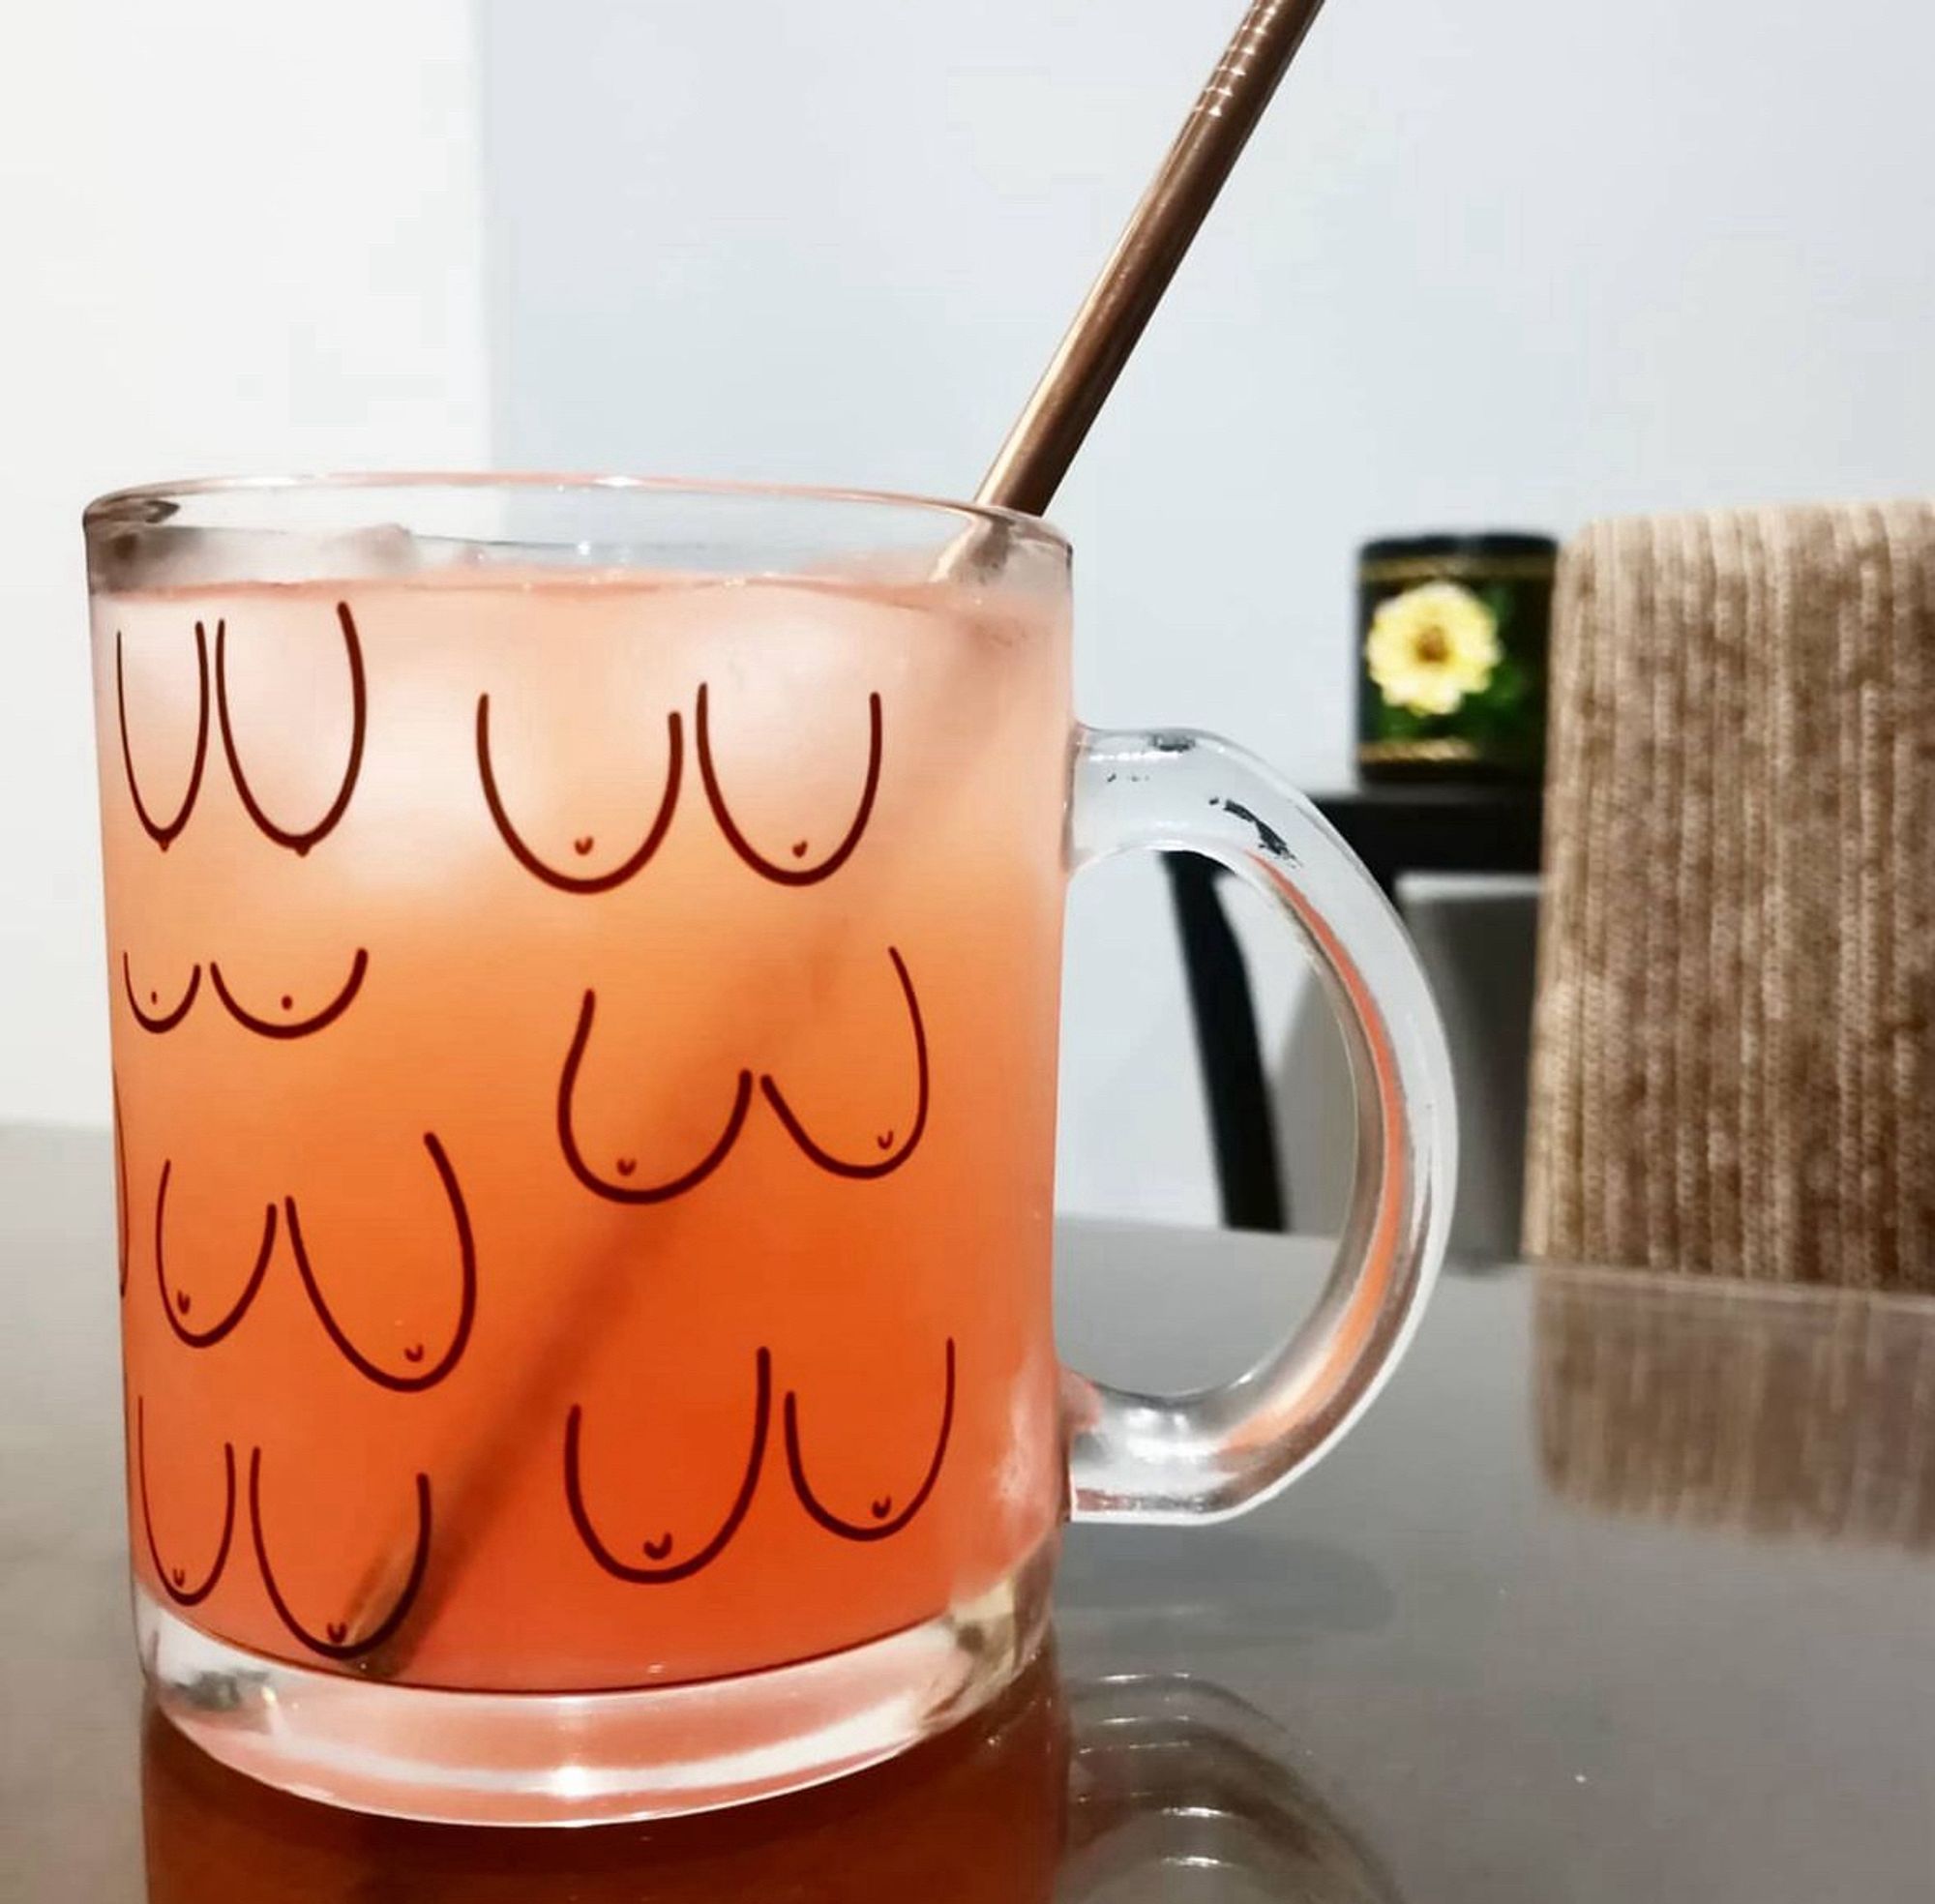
left=1364, top=580, right=1501, bottom=717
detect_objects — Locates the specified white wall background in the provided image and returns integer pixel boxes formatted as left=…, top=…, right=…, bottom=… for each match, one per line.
left=9, top=0, right=1935, bottom=1228
left=0, top=0, right=490, bottom=1127
left=472, top=0, right=1935, bottom=1224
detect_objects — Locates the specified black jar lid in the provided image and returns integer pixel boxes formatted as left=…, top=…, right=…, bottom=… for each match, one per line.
left=1358, top=531, right=1558, bottom=564
left=1358, top=531, right=1558, bottom=588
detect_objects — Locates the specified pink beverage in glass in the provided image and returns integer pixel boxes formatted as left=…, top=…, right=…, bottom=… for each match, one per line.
left=108, top=565, right=1068, bottom=1691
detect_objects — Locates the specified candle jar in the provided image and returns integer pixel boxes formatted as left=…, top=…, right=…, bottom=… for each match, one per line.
left=1355, top=533, right=1556, bottom=783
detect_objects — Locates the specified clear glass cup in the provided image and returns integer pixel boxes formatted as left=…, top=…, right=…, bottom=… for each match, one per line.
left=87, top=474, right=1454, bottom=1825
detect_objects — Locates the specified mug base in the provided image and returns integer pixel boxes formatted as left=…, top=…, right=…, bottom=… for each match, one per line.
left=135, top=1540, right=1055, bottom=1827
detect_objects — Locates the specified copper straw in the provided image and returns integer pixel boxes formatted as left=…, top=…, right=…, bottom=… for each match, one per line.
left=977, top=0, right=1330, bottom=516
left=334, top=0, right=1332, bottom=1681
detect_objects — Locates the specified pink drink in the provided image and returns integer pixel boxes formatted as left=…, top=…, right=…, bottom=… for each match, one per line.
left=104, top=566, right=1070, bottom=1691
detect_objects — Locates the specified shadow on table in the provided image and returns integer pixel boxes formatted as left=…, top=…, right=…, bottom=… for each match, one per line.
left=1534, top=1267, right=1935, bottom=1546
left=140, top=1651, right=1402, bottom=1903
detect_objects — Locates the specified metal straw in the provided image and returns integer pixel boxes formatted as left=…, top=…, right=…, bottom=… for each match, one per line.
left=977, top=0, right=1330, bottom=516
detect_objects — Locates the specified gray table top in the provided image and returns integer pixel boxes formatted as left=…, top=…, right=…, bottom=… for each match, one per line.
left=4, top=1121, right=1933, bottom=1902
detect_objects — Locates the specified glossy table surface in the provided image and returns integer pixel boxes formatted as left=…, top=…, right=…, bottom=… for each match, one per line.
left=5, top=1121, right=1933, bottom=1902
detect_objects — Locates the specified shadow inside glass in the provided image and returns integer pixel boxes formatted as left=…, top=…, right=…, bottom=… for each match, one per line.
left=140, top=1647, right=1400, bottom=1903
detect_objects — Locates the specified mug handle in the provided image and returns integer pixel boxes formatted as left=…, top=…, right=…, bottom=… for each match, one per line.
left=1063, top=727, right=1457, bottom=1522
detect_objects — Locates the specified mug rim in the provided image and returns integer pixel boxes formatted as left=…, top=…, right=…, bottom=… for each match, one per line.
left=81, top=469, right=1071, bottom=556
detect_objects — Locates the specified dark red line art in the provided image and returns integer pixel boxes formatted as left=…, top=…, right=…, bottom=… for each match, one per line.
left=564, top=1348, right=772, bottom=1584
left=113, top=1078, right=129, bottom=1296
left=136, top=1397, right=235, bottom=1608
left=116, top=623, right=210, bottom=851
left=250, top=1448, right=431, bottom=1661
left=759, top=946, right=929, bottom=1178
left=215, top=602, right=366, bottom=855
left=123, top=955, right=201, bottom=1034
left=556, top=990, right=753, bottom=1204
left=155, top=1161, right=276, bottom=1350
left=477, top=697, right=684, bottom=894
left=208, top=947, right=369, bottom=1041
left=784, top=1338, right=956, bottom=1542
left=284, top=1134, right=477, bottom=1393
left=696, top=683, right=883, bottom=885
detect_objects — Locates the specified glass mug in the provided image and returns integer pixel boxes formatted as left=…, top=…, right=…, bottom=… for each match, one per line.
left=88, top=476, right=1454, bottom=1825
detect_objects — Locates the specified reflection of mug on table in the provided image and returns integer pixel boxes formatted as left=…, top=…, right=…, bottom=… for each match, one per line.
left=95, top=476, right=1454, bottom=1821
left=1062, top=1677, right=1403, bottom=1902
left=140, top=1654, right=1399, bottom=1903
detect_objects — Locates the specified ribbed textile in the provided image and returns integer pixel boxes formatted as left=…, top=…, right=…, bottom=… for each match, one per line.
left=1526, top=503, right=1935, bottom=1290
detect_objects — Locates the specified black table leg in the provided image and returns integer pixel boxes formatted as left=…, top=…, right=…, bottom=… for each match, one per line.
left=1163, top=853, right=1286, bottom=1233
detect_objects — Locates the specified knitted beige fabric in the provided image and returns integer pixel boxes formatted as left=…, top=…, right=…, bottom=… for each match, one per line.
left=1525, top=503, right=1935, bottom=1291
